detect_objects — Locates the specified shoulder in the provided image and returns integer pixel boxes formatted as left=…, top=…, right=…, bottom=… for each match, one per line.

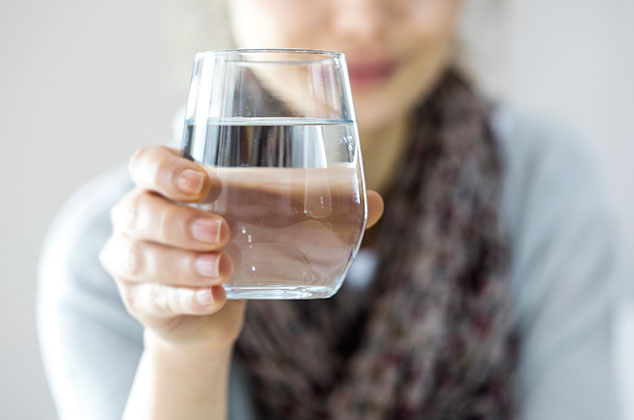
left=37, top=167, right=144, bottom=420
left=492, top=106, right=611, bottom=235
left=491, top=106, right=617, bottom=278
left=491, top=106, right=619, bottom=321
left=491, top=108, right=623, bottom=417
left=38, top=165, right=133, bottom=327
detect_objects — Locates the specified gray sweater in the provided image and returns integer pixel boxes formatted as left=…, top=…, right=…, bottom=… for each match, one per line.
left=38, top=108, right=624, bottom=419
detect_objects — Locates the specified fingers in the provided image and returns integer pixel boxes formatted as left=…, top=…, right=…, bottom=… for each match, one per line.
left=118, top=281, right=227, bottom=319
left=129, top=146, right=212, bottom=202
left=111, top=188, right=230, bottom=251
left=100, top=235, right=233, bottom=287
left=366, top=189, right=384, bottom=229
left=100, top=235, right=231, bottom=320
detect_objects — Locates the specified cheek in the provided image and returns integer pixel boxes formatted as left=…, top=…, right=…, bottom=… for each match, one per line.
left=406, top=0, right=461, bottom=42
left=231, top=0, right=328, bottom=48
left=354, top=15, right=458, bottom=130
left=276, top=2, right=327, bottom=37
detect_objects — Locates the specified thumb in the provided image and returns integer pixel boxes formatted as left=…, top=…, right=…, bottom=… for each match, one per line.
left=366, top=190, right=384, bottom=229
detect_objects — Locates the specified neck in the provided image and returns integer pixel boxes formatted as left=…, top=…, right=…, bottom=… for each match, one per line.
left=359, top=116, right=411, bottom=195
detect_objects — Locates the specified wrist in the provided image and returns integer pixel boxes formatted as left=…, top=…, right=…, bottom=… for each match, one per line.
left=125, top=329, right=232, bottom=420
left=144, top=328, right=234, bottom=368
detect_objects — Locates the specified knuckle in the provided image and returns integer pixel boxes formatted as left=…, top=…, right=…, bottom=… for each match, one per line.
left=154, top=155, right=179, bottom=190
left=120, top=237, right=144, bottom=278
left=129, top=147, right=152, bottom=177
left=118, top=283, right=139, bottom=316
left=130, top=146, right=175, bottom=192
left=99, top=236, right=124, bottom=277
left=157, top=204, right=173, bottom=242
left=110, top=192, right=139, bottom=232
left=168, top=287, right=184, bottom=313
left=149, top=284, right=169, bottom=312
left=157, top=204, right=186, bottom=243
left=180, top=252, right=197, bottom=278
left=161, top=285, right=188, bottom=315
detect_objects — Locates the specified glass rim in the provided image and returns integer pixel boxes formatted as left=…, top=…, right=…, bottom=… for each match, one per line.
left=194, top=48, right=345, bottom=64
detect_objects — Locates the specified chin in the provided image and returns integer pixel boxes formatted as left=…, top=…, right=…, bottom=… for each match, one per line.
left=352, top=89, right=399, bottom=134
left=355, top=111, right=390, bottom=134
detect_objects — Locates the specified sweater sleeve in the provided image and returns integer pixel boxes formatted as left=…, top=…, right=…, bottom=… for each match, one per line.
left=37, top=167, right=143, bottom=420
left=37, top=167, right=257, bottom=420
left=494, top=109, right=624, bottom=420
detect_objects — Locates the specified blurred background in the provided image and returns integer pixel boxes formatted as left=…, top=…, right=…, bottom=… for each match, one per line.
left=1, top=0, right=632, bottom=418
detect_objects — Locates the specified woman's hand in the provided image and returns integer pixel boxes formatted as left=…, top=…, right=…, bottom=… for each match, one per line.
left=98, top=145, right=384, bottom=420
left=100, top=145, right=384, bottom=352
left=100, top=146, right=244, bottom=352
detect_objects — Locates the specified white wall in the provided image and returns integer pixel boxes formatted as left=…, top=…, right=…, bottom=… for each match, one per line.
left=0, top=1, right=178, bottom=418
left=0, top=0, right=632, bottom=418
left=504, top=0, right=634, bottom=222
left=498, top=3, right=634, bottom=418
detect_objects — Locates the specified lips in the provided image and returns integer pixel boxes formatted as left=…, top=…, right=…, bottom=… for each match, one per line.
left=346, top=58, right=398, bottom=87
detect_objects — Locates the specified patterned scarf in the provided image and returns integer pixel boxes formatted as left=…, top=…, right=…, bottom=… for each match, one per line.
left=236, top=70, right=517, bottom=419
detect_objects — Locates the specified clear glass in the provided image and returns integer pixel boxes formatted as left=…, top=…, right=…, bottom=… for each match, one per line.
left=181, top=49, right=367, bottom=299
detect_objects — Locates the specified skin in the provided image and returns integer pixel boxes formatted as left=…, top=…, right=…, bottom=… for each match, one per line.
left=99, top=0, right=463, bottom=418
left=230, top=0, right=463, bottom=192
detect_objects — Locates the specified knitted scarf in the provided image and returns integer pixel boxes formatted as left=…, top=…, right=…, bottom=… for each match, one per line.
left=236, top=70, right=517, bottom=419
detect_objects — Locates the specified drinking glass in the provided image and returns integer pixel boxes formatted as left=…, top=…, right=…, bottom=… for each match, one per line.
left=181, top=49, right=367, bottom=299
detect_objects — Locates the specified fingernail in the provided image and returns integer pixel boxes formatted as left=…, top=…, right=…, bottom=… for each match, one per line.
left=195, top=255, right=220, bottom=278
left=191, top=219, right=222, bottom=243
left=196, top=289, right=214, bottom=306
left=177, top=169, right=204, bottom=195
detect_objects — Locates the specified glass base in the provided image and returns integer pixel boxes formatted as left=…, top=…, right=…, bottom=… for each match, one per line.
left=224, top=284, right=336, bottom=300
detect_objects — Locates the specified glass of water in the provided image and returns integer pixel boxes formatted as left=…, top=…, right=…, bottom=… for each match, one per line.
left=181, top=49, right=367, bottom=299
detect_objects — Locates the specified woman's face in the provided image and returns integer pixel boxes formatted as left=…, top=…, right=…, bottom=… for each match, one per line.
left=228, top=0, right=463, bottom=132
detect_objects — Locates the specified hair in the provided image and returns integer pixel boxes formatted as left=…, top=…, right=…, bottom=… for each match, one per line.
left=162, top=0, right=509, bottom=102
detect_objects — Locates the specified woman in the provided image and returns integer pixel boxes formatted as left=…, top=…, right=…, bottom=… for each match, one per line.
left=38, top=0, right=623, bottom=419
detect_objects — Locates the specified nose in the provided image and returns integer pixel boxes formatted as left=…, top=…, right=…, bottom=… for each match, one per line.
left=330, top=0, right=390, bottom=43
